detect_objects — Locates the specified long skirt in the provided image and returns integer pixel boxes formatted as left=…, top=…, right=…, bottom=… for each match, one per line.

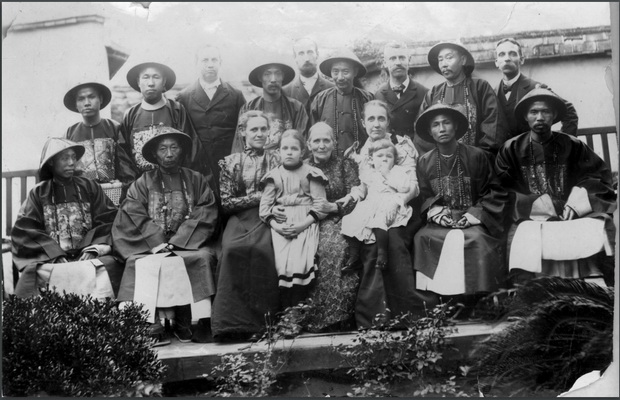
left=414, top=224, right=506, bottom=294
left=15, top=255, right=124, bottom=298
left=355, top=215, right=438, bottom=329
left=117, top=247, right=215, bottom=304
left=304, top=215, right=359, bottom=332
left=211, top=208, right=280, bottom=338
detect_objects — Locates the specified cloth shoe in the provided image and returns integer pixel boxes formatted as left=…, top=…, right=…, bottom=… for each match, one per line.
left=173, top=305, right=193, bottom=343
left=149, top=319, right=171, bottom=347
left=191, top=318, right=213, bottom=343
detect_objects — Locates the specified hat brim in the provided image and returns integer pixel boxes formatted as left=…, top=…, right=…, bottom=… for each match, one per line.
left=415, top=105, right=469, bottom=143
left=39, top=144, right=86, bottom=180
left=63, top=82, right=112, bottom=113
left=141, top=131, right=193, bottom=164
left=248, top=63, right=296, bottom=88
left=427, top=42, right=475, bottom=76
left=514, top=93, right=567, bottom=125
left=126, top=62, right=176, bottom=92
left=319, top=57, right=367, bottom=78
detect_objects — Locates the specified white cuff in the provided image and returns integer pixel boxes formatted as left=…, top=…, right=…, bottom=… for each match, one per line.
left=565, top=186, right=592, bottom=217
left=428, top=205, right=448, bottom=220
left=82, top=244, right=112, bottom=256
left=464, top=213, right=481, bottom=225
left=151, top=243, right=168, bottom=254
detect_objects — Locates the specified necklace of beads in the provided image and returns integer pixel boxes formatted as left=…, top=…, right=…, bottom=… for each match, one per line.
left=439, top=78, right=472, bottom=145
left=435, top=143, right=464, bottom=206
left=333, top=89, right=360, bottom=152
left=51, top=179, right=89, bottom=247
left=158, top=168, right=192, bottom=236
left=528, top=133, right=559, bottom=195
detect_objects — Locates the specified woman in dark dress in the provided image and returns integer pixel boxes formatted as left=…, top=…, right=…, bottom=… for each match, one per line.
left=210, top=111, right=282, bottom=341
left=302, top=122, right=361, bottom=332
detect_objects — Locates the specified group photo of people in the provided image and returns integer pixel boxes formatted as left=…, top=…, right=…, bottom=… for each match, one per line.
left=3, top=2, right=617, bottom=351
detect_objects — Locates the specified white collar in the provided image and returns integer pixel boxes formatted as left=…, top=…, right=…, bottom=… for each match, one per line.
left=200, top=77, right=221, bottom=89
left=299, top=72, right=318, bottom=86
left=389, top=76, right=410, bottom=90
left=502, top=72, right=521, bottom=88
left=141, top=96, right=167, bottom=110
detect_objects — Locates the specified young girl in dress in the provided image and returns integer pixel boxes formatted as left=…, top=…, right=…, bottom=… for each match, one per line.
left=259, top=129, right=329, bottom=309
left=340, top=139, right=413, bottom=270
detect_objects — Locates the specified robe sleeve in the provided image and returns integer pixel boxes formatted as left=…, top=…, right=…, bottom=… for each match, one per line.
left=11, top=187, right=66, bottom=271
left=111, top=176, right=167, bottom=260
left=114, top=122, right=139, bottom=184
left=168, top=170, right=218, bottom=250
left=231, top=104, right=250, bottom=154
left=571, top=140, right=616, bottom=214
left=416, top=152, right=444, bottom=215
left=474, top=79, right=509, bottom=155
left=464, top=150, right=507, bottom=236
left=294, top=102, right=310, bottom=140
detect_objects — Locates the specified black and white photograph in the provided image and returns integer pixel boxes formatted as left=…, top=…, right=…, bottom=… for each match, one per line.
left=2, top=1, right=618, bottom=397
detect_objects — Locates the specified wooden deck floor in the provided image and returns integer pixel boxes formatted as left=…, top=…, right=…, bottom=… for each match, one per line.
left=157, top=321, right=507, bottom=383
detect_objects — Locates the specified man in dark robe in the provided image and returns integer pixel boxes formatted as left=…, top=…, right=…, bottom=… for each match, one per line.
left=176, top=44, right=246, bottom=182
left=64, top=81, right=138, bottom=202
left=12, top=138, right=123, bottom=299
left=417, top=41, right=508, bottom=156
left=310, top=48, right=374, bottom=157
left=495, top=88, right=616, bottom=286
left=494, top=38, right=578, bottom=137
left=413, top=104, right=508, bottom=315
left=375, top=41, right=428, bottom=148
left=283, top=37, right=334, bottom=111
left=112, top=127, right=219, bottom=345
left=120, top=60, right=217, bottom=195
left=230, top=60, right=308, bottom=153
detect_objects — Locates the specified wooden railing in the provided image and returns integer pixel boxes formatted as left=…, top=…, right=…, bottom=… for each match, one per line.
left=1, top=126, right=617, bottom=238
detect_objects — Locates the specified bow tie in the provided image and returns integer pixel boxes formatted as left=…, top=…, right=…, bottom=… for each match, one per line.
left=392, top=84, right=405, bottom=95
left=244, top=147, right=264, bottom=156
left=502, top=83, right=513, bottom=94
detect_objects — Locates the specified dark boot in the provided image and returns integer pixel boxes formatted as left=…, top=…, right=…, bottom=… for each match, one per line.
left=373, top=228, right=389, bottom=270
left=149, top=312, right=171, bottom=347
left=173, top=305, right=192, bottom=343
left=191, top=318, right=213, bottom=343
left=342, top=237, right=362, bottom=274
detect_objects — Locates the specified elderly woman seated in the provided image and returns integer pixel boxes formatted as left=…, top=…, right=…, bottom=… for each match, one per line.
left=112, top=126, right=218, bottom=346
left=12, top=137, right=123, bottom=299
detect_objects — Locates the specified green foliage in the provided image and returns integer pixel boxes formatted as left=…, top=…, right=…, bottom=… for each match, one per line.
left=2, top=289, right=166, bottom=397
left=470, top=277, right=614, bottom=396
left=335, top=304, right=468, bottom=397
left=202, top=304, right=307, bottom=397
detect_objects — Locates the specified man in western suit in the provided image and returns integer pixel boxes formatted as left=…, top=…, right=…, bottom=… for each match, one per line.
left=283, top=37, right=334, bottom=112
left=176, top=44, right=246, bottom=182
left=494, top=37, right=578, bottom=137
left=374, top=41, right=428, bottom=150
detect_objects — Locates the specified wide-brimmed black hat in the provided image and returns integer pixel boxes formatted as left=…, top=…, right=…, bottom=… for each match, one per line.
left=427, top=41, right=475, bottom=76
left=514, top=87, right=567, bottom=124
left=126, top=61, right=176, bottom=92
left=39, top=137, right=86, bottom=180
left=141, top=126, right=193, bottom=164
left=415, top=103, right=469, bottom=143
left=248, top=61, right=296, bottom=87
left=63, top=82, right=112, bottom=113
left=319, top=48, right=367, bottom=78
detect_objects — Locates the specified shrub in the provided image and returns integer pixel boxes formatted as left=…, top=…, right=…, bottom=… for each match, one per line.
left=335, top=304, right=468, bottom=397
left=2, top=289, right=166, bottom=397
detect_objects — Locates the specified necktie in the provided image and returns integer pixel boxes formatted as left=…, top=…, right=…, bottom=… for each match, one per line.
left=503, top=83, right=512, bottom=94
left=392, top=84, right=405, bottom=96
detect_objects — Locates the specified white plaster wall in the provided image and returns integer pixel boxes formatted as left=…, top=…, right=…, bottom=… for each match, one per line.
left=2, top=20, right=111, bottom=172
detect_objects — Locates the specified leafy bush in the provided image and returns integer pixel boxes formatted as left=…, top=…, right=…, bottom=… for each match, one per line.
left=470, top=277, right=614, bottom=396
left=335, top=304, right=468, bottom=397
left=2, top=289, right=166, bottom=397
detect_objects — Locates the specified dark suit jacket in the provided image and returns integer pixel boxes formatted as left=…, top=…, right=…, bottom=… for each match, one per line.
left=283, top=74, right=334, bottom=111
left=176, top=80, right=246, bottom=180
left=375, top=79, right=428, bottom=142
left=495, top=74, right=579, bottom=137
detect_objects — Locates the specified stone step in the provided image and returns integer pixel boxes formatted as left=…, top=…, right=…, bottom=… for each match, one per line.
left=157, top=320, right=507, bottom=383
